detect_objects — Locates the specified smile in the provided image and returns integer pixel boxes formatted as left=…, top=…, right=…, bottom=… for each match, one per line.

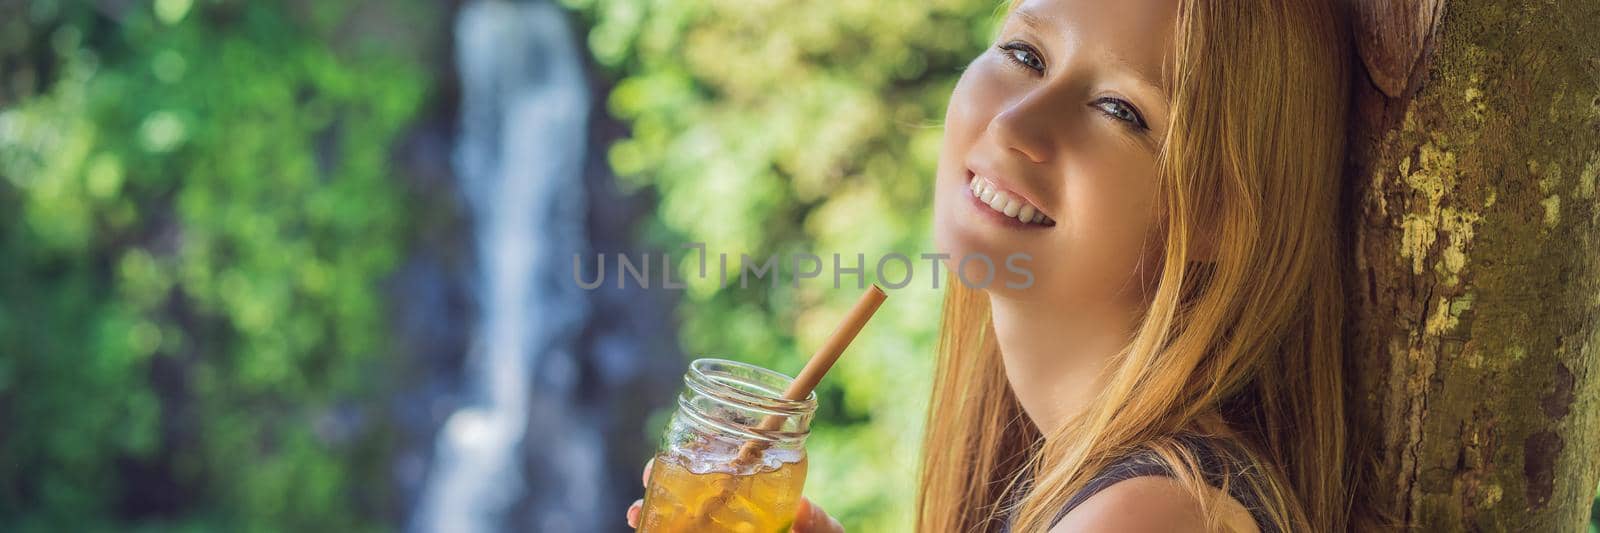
left=968, top=175, right=1054, bottom=226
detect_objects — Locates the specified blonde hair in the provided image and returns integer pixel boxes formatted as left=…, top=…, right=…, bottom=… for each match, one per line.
left=916, top=1, right=1358, bottom=531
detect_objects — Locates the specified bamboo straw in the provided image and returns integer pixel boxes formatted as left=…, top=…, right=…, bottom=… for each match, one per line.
left=687, top=284, right=888, bottom=527
left=734, top=284, right=886, bottom=463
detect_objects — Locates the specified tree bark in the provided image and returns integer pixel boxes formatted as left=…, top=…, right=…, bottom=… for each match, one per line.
left=1347, top=0, right=1600, bottom=530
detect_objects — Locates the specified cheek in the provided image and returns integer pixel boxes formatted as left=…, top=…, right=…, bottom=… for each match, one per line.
left=1035, top=163, right=1163, bottom=303
left=936, top=66, right=989, bottom=179
left=933, top=61, right=1003, bottom=256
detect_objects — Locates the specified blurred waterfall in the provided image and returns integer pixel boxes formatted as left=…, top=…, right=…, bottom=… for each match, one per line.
left=410, top=1, right=596, bottom=531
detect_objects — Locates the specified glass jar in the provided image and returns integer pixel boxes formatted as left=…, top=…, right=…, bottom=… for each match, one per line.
left=636, top=358, right=817, bottom=532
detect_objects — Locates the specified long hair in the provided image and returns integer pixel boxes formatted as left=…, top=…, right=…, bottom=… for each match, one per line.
left=916, top=1, right=1358, bottom=531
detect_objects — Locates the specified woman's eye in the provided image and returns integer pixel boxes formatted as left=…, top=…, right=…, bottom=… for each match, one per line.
left=1092, top=98, right=1148, bottom=129
left=998, top=42, right=1045, bottom=72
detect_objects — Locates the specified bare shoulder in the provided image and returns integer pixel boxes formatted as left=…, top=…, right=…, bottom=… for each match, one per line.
left=1048, top=476, right=1260, bottom=533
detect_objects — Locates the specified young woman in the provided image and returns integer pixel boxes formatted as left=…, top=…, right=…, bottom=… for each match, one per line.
left=629, top=0, right=1362, bottom=530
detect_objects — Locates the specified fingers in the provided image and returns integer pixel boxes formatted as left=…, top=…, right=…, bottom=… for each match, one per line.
left=792, top=497, right=844, bottom=533
left=626, top=498, right=643, bottom=529
left=628, top=458, right=653, bottom=528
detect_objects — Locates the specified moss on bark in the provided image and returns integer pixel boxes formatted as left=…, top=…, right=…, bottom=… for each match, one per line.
left=1348, top=0, right=1600, bottom=530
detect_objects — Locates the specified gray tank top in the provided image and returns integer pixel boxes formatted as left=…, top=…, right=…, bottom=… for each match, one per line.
left=997, top=436, right=1277, bottom=532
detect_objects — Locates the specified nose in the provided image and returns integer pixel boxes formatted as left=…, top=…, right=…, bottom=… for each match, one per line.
left=984, top=88, right=1064, bottom=164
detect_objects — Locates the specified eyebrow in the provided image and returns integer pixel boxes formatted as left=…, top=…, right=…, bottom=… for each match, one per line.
left=1105, top=51, right=1170, bottom=97
left=1012, top=8, right=1052, bottom=37
left=1010, top=7, right=1170, bottom=97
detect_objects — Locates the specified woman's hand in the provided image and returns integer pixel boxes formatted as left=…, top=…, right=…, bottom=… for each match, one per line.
left=786, top=497, right=845, bottom=533
left=625, top=458, right=844, bottom=532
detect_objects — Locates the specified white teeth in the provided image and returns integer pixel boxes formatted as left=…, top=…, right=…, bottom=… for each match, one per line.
left=968, top=175, right=1051, bottom=226
left=987, top=192, right=1008, bottom=210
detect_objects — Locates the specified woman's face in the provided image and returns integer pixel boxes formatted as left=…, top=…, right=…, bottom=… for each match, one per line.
left=933, top=0, right=1179, bottom=309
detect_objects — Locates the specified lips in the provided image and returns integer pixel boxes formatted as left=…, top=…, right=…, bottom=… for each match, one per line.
left=967, top=174, right=1054, bottom=226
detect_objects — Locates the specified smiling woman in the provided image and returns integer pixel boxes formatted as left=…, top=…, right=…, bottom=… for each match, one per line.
left=923, top=0, right=1363, bottom=531
left=614, top=0, right=1364, bottom=530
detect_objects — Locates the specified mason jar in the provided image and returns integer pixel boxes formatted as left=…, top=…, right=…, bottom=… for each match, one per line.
left=636, top=358, right=817, bottom=532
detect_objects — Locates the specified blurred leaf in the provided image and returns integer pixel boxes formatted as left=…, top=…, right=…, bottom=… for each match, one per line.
left=0, top=1, right=433, bottom=530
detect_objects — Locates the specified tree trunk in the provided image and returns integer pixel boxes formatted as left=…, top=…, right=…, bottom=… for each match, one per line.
left=1347, top=0, right=1600, bottom=530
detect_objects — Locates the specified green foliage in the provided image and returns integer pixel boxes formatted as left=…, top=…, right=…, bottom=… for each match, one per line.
left=561, top=0, right=1005, bottom=528
left=0, top=1, right=429, bottom=530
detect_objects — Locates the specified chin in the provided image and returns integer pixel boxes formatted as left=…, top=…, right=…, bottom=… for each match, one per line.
left=935, top=221, right=1028, bottom=295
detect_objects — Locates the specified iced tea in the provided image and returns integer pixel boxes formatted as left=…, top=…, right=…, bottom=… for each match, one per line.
left=637, top=441, right=807, bottom=532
